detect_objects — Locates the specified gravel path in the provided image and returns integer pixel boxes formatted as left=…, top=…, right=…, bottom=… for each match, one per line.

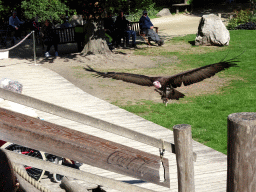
left=151, top=14, right=201, bottom=37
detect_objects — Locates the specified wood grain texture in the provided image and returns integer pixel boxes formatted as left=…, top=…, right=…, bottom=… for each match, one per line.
left=173, top=124, right=195, bottom=192
left=227, top=112, right=256, bottom=192
left=0, top=107, right=170, bottom=188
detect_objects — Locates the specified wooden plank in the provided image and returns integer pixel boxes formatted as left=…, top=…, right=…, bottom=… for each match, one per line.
left=172, top=3, right=189, bottom=6
left=61, top=177, right=89, bottom=192
left=0, top=88, right=176, bottom=156
left=0, top=107, right=170, bottom=188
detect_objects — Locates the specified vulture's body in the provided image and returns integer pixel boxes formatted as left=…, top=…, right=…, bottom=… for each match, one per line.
left=85, top=56, right=239, bottom=105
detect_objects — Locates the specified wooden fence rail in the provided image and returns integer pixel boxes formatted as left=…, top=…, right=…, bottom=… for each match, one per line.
left=0, top=107, right=170, bottom=188
left=0, top=88, right=197, bottom=191
left=0, top=88, right=197, bottom=161
left=0, top=106, right=196, bottom=192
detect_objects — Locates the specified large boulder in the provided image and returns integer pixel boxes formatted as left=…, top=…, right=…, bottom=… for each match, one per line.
left=195, top=14, right=230, bottom=46
left=157, top=8, right=171, bottom=17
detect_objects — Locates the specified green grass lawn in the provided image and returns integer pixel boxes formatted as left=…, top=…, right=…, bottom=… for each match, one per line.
left=119, top=30, right=256, bottom=154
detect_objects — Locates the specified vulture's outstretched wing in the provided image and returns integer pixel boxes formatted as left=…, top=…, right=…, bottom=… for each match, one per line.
left=84, top=66, right=157, bottom=86
left=168, top=57, right=239, bottom=88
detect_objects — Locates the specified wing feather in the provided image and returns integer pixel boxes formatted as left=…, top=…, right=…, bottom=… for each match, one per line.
left=84, top=66, right=155, bottom=86
left=169, top=58, right=238, bottom=88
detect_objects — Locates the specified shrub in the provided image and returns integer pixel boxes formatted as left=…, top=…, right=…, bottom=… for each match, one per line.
left=227, top=9, right=253, bottom=30
left=21, top=0, right=71, bottom=23
left=126, top=3, right=159, bottom=22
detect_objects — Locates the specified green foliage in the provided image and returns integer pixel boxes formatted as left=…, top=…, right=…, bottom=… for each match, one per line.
left=132, top=0, right=154, bottom=12
left=235, top=9, right=252, bottom=23
left=227, top=9, right=253, bottom=30
left=250, top=14, right=256, bottom=22
left=227, top=18, right=239, bottom=30
left=0, top=0, right=3, bottom=13
left=126, top=3, right=159, bottom=22
left=120, top=30, right=256, bottom=154
left=21, top=0, right=71, bottom=22
left=0, top=0, right=12, bottom=19
left=187, top=0, right=193, bottom=5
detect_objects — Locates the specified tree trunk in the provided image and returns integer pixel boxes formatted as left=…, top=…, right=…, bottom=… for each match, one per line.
left=81, top=20, right=111, bottom=55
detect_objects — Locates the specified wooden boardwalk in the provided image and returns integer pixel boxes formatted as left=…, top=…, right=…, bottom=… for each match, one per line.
left=0, top=59, right=227, bottom=192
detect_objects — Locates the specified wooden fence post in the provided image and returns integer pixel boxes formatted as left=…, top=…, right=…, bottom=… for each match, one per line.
left=173, top=124, right=195, bottom=192
left=227, top=112, right=256, bottom=192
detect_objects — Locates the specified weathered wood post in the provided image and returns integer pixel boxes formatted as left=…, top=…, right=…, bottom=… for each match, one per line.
left=227, top=112, right=256, bottom=192
left=173, top=124, right=195, bottom=192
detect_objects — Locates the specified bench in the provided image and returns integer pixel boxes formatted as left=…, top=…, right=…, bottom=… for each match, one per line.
left=129, top=22, right=159, bottom=45
left=0, top=24, right=17, bottom=47
left=53, top=27, right=76, bottom=44
left=0, top=28, right=9, bottom=47
left=41, top=26, right=86, bottom=53
left=172, top=3, right=190, bottom=14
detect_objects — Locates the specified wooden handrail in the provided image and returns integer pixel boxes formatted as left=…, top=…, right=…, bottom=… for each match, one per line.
left=0, top=88, right=174, bottom=153
left=0, top=88, right=196, bottom=161
left=0, top=107, right=170, bottom=187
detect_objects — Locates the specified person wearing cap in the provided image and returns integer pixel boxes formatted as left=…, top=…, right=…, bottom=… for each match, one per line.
left=115, top=10, right=136, bottom=48
left=139, top=10, right=164, bottom=46
left=9, top=11, right=24, bottom=41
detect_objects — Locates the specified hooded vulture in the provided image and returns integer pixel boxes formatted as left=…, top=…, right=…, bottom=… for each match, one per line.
left=84, top=55, right=239, bottom=105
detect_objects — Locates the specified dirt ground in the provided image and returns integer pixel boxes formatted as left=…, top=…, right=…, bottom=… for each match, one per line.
left=3, top=3, right=245, bottom=105
left=39, top=49, right=230, bottom=106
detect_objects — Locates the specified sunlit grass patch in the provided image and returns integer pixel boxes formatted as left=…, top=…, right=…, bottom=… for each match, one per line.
left=119, top=30, right=256, bottom=154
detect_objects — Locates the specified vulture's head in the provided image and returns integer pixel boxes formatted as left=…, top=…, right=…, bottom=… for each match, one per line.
left=153, top=81, right=162, bottom=89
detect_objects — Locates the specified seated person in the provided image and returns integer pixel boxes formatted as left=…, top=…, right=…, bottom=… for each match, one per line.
left=139, top=10, right=164, bottom=46
left=115, top=10, right=136, bottom=48
left=104, top=11, right=116, bottom=47
left=61, top=16, right=72, bottom=28
left=9, top=11, right=24, bottom=41
left=41, top=19, right=59, bottom=57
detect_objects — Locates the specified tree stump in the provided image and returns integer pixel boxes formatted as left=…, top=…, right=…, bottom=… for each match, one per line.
left=81, top=20, right=111, bottom=55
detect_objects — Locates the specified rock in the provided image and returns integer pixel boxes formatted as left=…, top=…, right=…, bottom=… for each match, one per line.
left=195, top=14, right=230, bottom=46
left=157, top=8, right=171, bottom=17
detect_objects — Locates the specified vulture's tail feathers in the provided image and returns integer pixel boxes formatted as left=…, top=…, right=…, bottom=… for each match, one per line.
left=84, top=65, right=96, bottom=72
left=167, top=88, right=185, bottom=100
left=219, top=51, right=245, bottom=66
left=84, top=66, right=107, bottom=78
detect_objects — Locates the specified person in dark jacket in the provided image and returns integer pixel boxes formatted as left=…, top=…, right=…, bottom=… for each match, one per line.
left=41, top=19, right=59, bottom=57
left=115, top=10, right=136, bottom=48
left=139, top=10, right=164, bottom=46
left=104, top=11, right=116, bottom=47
